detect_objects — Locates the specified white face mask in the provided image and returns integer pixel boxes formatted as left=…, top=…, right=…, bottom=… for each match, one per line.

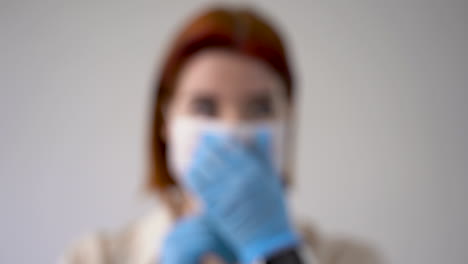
left=166, top=116, right=287, bottom=184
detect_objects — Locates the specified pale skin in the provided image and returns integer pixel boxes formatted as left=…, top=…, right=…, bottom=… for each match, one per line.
left=164, top=48, right=292, bottom=263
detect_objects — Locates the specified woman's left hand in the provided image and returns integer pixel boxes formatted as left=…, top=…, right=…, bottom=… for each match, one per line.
left=161, top=214, right=237, bottom=264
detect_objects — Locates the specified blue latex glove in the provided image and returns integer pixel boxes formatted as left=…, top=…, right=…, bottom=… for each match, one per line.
left=184, top=130, right=300, bottom=264
left=161, top=214, right=237, bottom=264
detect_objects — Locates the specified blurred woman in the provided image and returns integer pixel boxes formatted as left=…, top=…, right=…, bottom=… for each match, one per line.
left=61, top=6, right=383, bottom=264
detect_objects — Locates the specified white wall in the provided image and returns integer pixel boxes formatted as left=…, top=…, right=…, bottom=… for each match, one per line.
left=1, top=0, right=467, bottom=263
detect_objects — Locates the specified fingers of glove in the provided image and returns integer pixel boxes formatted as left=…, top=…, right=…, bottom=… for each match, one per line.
left=209, top=137, right=250, bottom=171
left=186, top=133, right=227, bottom=192
left=252, top=129, right=283, bottom=181
left=185, top=134, right=253, bottom=208
left=252, top=128, right=273, bottom=163
left=217, top=131, right=276, bottom=188
left=187, top=133, right=256, bottom=195
left=205, top=143, right=274, bottom=208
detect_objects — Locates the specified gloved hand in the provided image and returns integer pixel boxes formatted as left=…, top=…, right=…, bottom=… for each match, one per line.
left=161, top=214, right=237, bottom=264
left=184, top=130, right=300, bottom=264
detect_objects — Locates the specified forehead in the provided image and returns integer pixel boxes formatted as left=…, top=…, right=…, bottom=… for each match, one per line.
left=175, top=49, right=285, bottom=98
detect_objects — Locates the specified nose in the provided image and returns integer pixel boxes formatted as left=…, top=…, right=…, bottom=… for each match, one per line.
left=221, top=104, right=244, bottom=127
left=218, top=104, right=254, bottom=146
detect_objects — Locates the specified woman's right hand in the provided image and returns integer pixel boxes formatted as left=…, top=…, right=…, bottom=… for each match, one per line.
left=185, top=131, right=300, bottom=264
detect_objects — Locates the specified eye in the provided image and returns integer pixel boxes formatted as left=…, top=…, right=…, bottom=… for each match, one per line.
left=190, top=95, right=217, bottom=117
left=245, top=94, right=274, bottom=119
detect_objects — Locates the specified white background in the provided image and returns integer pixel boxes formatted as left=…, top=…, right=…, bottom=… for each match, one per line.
left=1, top=0, right=467, bottom=263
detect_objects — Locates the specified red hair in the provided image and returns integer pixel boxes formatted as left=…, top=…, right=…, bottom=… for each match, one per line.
left=147, top=6, right=294, bottom=197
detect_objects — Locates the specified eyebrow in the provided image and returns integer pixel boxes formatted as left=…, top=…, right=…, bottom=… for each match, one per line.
left=246, top=91, right=272, bottom=102
left=190, top=91, right=218, bottom=100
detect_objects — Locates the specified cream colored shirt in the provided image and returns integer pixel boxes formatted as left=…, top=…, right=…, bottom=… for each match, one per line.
left=59, top=206, right=384, bottom=264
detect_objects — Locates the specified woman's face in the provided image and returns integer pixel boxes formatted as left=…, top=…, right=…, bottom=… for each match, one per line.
left=164, top=49, right=291, bottom=212
left=166, top=49, right=289, bottom=124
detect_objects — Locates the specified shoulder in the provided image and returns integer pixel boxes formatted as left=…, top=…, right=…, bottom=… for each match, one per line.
left=297, top=221, right=386, bottom=264
left=58, top=231, right=110, bottom=264
left=59, top=207, right=172, bottom=264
